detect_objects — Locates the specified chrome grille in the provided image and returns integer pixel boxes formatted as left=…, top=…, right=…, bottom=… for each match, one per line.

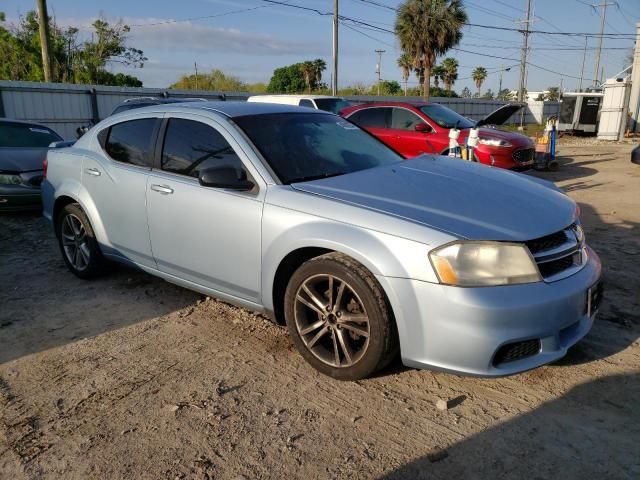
left=526, top=223, right=586, bottom=281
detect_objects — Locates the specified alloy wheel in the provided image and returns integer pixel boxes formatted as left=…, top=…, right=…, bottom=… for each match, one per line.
left=294, top=274, right=370, bottom=368
left=61, top=213, right=91, bottom=271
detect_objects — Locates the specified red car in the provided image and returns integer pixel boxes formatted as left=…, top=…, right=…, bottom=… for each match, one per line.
left=341, top=102, right=535, bottom=171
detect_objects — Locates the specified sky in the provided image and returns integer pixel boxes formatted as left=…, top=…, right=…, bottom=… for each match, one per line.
left=2, top=0, right=639, bottom=93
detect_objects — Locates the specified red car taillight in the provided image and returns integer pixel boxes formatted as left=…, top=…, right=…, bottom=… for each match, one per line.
left=43, top=158, right=48, bottom=179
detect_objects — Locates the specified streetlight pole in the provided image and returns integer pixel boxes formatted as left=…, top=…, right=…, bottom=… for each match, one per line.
left=36, top=0, right=53, bottom=82
left=375, top=49, right=385, bottom=96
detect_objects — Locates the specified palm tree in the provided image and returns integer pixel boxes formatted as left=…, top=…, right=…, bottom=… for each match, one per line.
left=441, top=57, right=458, bottom=92
left=472, top=66, right=488, bottom=96
left=312, top=59, right=327, bottom=88
left=395, top=0, right=467, bottom=100
left=299, top=61, right=315, bottom=93
left=431, top=64, right=445, bottom=88
left=397, top=53, right=413, bottom=96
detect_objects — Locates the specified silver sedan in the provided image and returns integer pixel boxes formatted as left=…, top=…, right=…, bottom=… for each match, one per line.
left=42, top=102, right=602, bottom=380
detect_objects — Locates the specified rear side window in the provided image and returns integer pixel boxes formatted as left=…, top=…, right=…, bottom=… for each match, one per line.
left=161, top=118, right=243, bottom=178
left=348, top=108, right=390, bottom=129
left=104, top=119, right=157, bottom=167
left=299, top=99, right=315, bottom=108
left=391, top=108, right=423, bottom=130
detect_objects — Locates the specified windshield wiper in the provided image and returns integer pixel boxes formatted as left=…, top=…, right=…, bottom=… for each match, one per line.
left=288, top=172, right=346, bottom=184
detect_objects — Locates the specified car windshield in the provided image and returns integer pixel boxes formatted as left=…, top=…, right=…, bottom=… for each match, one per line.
left=313, top=98, right=352, bottom=114
left=0, top=123, right=62, bottom=148
left=233, top=113, right=402, bottom=184
left=419, top=104, right=475, bottom=129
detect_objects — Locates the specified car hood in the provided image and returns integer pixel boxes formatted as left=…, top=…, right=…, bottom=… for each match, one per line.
left=0, top=147, right=47, bottom=173
left=476, top=103, right=525, bottom=127
left=291, top=156, right=576, bottom=241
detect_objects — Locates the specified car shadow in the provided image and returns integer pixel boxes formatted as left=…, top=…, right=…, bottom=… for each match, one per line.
left=378, top=372, right=640, bottom=479
left=0, top=213, right=200, bottom=364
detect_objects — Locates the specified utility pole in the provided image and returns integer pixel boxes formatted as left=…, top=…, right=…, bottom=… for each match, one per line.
left=194, top=62, right=199, bottom=90
left=332, top=0, right=339, bottom=95
left=517, top=0, right=532, bottom=102
left=36, top=0, right=53, bottom=83
left=592, top=1, right=613, bottom=87
left=579, top=36, right=588, bottom=91
left=375, top=49, right=385, bottom=96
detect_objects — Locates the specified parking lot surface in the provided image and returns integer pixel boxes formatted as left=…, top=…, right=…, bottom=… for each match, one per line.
left=1, top=142, right=639, bottom=479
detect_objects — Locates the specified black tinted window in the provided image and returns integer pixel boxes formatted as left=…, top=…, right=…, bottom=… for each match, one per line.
left=161, top=119, right=243, bottom=178
left=0, top=123, right=62, bottom=147
left=391, top=108, right=423, bottom=130
left=233, top=113, right=401, bottom=184
left=105, top=119, right=156, bottom=167
left=299, top=99, right=315, bottom=108
left=348, top=108, right=390, bottom=129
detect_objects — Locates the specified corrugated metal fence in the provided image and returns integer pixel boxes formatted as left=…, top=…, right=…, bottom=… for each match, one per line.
left=0, top=80, right=560, bottom=140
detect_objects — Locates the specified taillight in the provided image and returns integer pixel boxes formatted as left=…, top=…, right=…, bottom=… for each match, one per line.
left=43, top=158, right=48, bottom=179
left=575, top=204, right=581, bottom=218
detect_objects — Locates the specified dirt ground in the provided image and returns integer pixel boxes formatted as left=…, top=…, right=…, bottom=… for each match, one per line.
left=1, top=142, right=639, bottom=480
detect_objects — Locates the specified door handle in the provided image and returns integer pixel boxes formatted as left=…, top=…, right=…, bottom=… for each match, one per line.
left=150, top=184, right=174, bottom=195
left=85, top=167, right=101, bottom=176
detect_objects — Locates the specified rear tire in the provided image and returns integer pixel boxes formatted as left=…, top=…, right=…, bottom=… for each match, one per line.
left=57, top=203, right=104, bottom=279
left=284, top=252, right=398, bottom=380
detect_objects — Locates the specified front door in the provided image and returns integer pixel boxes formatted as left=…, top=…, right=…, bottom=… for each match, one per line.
left=388, top=107, right=438, bottom=157
left=146, top=114, right=263, bottom=303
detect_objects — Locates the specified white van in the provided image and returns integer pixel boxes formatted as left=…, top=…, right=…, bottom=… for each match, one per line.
left=247, top=95, right=351, bottom=114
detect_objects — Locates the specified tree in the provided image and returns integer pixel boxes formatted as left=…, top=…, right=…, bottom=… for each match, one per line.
left=267, top=64, right=306, bottom=93
left=299, top=61, right=315, bottom=93
left=395, top=0, right=467, bottom=100
left=397, top=53, right=413, bottom=95
left=171, top=69, right=246, bottom=91
left=497, top=88, right=513, bottom=101
left=461, top=86, right=472, bottom=98
left=441, top=57, right=458, bottom=92
left=544, top=86, right=560, bottom=101
left=0, top=11, right=145, bottom=86
left=312, top=58, right=327, bottom=86
left=482, top=88, right=494, bottom=99
left=377, top=80, right=402, bottom=95
left=472, top=66, right=487, bottom=96
left=431, top=64, right=445, bottom=88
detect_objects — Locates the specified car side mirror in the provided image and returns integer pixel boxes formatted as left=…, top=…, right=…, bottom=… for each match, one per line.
left=415, top=123, right=432, bottom=133
left=199, top=166, right=255, bottom=191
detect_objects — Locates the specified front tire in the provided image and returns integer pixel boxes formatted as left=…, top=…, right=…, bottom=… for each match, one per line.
left=284, top=253, right=398, bottom=380
left=57, top=203, right=104, bottom=279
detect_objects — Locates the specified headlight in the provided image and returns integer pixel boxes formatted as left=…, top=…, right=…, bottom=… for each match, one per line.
left=429, top=241, right=541, bottom=286
left=0, top=174, right=23, bottom=185
left=478, top=137, right=512, bottom=147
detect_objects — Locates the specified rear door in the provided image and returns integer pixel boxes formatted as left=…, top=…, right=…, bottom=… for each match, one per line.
left=145, top=114, right=264, bottom=303
left=389, top=107, right=437, bottom=157
left=83, top=116, right=160, bottom=266
left=346, top=107, right=394, bottom=147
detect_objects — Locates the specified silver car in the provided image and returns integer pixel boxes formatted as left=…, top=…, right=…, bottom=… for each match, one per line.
left=42, top=102, right=602, bottom=380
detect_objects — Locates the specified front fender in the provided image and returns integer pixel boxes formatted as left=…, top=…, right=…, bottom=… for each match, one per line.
left=261, top=203, right=439, bottom=313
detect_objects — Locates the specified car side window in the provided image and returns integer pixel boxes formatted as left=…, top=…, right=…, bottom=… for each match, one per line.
left=391, top=108, right=424, bottom=131
left=299, top=99, right=315, bottom=108
left=348, top=108, right=390, bottom=129
left=104, top=118, right=157, bottom=167
left=161, top=118, right=244, bottom=178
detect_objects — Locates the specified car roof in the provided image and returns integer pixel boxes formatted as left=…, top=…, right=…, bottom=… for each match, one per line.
left=249, top=94, right=343, bottom=100
left=0, top=117, right=54, bottom=127
left=351, top=101, right=431, bottom=108
left=133, top=100, right=329, bottom=118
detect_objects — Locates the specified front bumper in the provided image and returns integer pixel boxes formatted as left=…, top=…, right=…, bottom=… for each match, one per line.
left=475, top=145, right=535, bottom=171
left=382, top=246, right=602, bottom=376
left=0, top=187, right=42, bottom=212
